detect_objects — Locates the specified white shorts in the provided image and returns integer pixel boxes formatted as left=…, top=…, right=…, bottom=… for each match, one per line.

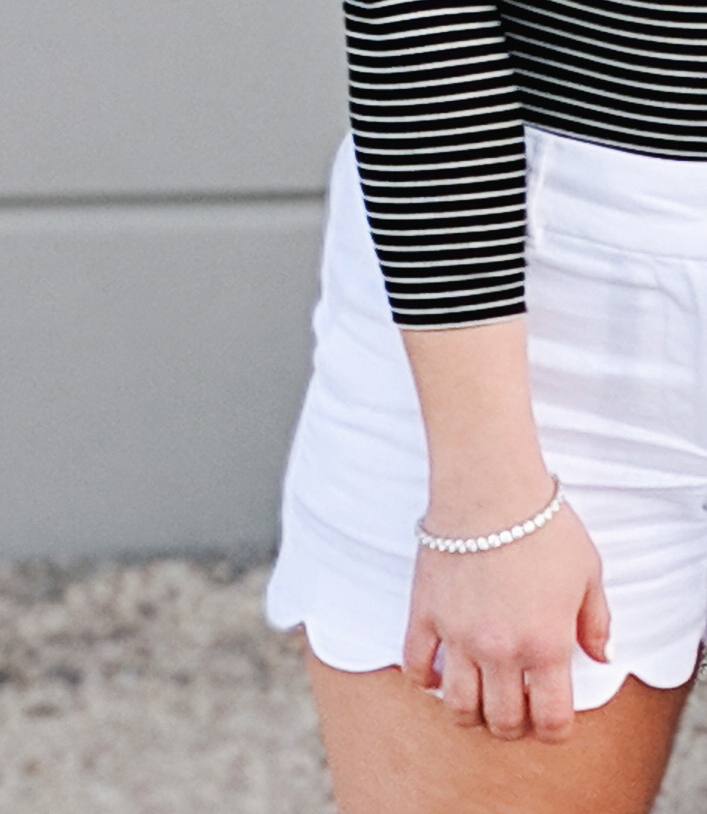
left=265, top=124, right=707, bottom=710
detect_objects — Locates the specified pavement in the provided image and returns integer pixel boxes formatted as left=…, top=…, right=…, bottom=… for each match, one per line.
left=0, top=555, right=702, bottom=813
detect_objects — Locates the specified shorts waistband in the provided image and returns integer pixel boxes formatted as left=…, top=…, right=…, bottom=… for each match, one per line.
left=525, top=124, right=707, bottom=259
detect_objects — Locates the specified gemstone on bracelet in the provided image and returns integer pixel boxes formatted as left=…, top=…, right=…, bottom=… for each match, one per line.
left=550, top=499, right=560, bottom=512
left=534, top=513, right=546, bottom=527
left=499, top=530, right=513, bottom=544
left=543, top=508, right=553, bottom=520
left=467, top=540, right=478, bottom=552
left=511, top=525, right=524, bottom=539
left=487, top=534, right=501, bottom=548
left=523, top=520, right=535, bottom=534
left=477, top=536, right=489, bottom=550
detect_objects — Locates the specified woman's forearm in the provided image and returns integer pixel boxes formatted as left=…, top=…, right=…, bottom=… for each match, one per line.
left=401, top=316, right=553, bottom=535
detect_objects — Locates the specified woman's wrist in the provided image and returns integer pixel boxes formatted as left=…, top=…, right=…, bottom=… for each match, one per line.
left=424, top=462, right=556, bottom=539
left=400, top=316, right=553, bottom=537
left=418, top=475, right=565, bottom=553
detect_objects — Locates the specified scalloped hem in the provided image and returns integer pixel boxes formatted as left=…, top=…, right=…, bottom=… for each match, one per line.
left=265, top=606, right=705, bottom=713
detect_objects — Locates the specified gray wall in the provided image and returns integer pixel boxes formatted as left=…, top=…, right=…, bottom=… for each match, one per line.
left=1, top=1, right=349, bottom=561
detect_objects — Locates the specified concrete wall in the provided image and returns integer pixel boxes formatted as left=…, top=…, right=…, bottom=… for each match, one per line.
left=0, top=1, right=349, bottom=561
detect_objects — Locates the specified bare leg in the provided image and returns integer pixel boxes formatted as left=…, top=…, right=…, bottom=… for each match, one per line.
left=306, top=640, right=695, bottom=814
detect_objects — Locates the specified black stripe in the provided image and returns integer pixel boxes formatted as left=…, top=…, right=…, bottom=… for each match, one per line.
left=390, top=300, right=527, bottom=326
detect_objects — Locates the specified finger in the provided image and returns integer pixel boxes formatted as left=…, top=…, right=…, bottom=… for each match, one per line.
left=441, top=649, right=482, bottom=727
left=577, top=576, right=612, bottom=663
left=526, top=662, right=574, bottom=743
left=480, top=663, right=528, bottom=740
left=402, top=617, right=441, bottom=688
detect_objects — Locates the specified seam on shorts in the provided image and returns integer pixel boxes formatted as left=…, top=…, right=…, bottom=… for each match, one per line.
left=533, top=224, right=707, bottom=264
left=525, top=130, right=552, bottom=244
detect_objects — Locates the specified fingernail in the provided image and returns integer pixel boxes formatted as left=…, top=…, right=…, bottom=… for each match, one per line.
left=604, top=636, right=615, bottom=664
left=424, top=686, right=444, bottom=700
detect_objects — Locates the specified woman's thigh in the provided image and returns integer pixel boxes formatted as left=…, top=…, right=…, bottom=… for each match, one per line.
left=306, top=642, right=695, bottom=814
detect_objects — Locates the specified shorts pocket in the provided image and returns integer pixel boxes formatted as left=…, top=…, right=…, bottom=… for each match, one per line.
left=524, top=125, right=553, bottom=246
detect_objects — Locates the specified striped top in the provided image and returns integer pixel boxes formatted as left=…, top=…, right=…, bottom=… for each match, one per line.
left=344, top=0, right=707, bottom=329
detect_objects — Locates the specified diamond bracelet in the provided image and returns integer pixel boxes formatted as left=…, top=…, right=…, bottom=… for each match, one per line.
left=415, top=475, right=565, bottom=554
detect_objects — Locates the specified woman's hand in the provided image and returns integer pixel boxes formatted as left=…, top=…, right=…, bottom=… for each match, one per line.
left=402, top=496, right=611, bottom=743
left=398, top=317, right=611, bottom=743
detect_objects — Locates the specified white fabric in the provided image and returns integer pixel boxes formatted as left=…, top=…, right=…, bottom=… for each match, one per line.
left=265, top=124, right=707, bottom=710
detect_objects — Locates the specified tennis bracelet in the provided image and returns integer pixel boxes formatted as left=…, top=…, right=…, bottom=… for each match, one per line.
left=415, top=475, right=565, bottom=554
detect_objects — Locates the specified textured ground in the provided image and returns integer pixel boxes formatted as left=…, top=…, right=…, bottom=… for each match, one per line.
left=0, top=556, right=702, bottom=813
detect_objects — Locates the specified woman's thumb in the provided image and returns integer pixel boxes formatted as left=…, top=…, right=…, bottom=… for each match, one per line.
left=577, top=577, right=612, bottom=664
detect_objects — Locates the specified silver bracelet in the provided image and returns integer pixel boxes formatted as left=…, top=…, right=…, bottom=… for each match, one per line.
left=415, top=474, right=565, bottom=554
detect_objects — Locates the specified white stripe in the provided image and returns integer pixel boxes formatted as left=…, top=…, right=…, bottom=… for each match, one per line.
left=503, top=0, right=707, bottom=34
left=372, top=219, right=527, bottom=236
left=346, top=8, right=494, bottom=26
left=349, top=85, right=515, bottom=107
left=353, top=119, right=522, bottom=141
left=393, top=295, right=525, bottom=315
left=355, top=135, right=525, bottom=155
left=386, top=266, right=524, bottom=283
left=394, top=280, right=523, bottom=299
left=503, top=14, right=707, bottom=59
left=353, top=101, right=520, bottom=123
left=349, top=51, right=507, bottom=73
left=517, top=68, right=707, bottom=110
left=350, top=68, right=514, bottom=91
left=348, top=21, right=498, bottom=42
left=370, top=203, right=526, bottom=220
left=526, top=87, right=707, bottom=123
left=357, top=154, right=522, bottom=170
left=508, top=32, right=707, bottom=76
left=581, top=0, right=707, bottom=12
left=525, top=102, right=707, bottom=140
left=377, top=235, right=523, bottom=252
left=382, top=250, right=524, bottom=268
left=347, top=35, right=505, bottom=59
left=512, top=51, right=707, bottom=95
left=346, top=0, right=496, bottom=14
left=362, top=169, right=525, bottom=188
left=365, top=186, right=521, bottom=204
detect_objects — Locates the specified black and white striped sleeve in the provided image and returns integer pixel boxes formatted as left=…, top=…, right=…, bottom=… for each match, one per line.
left=344, top=0, right=527, bottom=329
